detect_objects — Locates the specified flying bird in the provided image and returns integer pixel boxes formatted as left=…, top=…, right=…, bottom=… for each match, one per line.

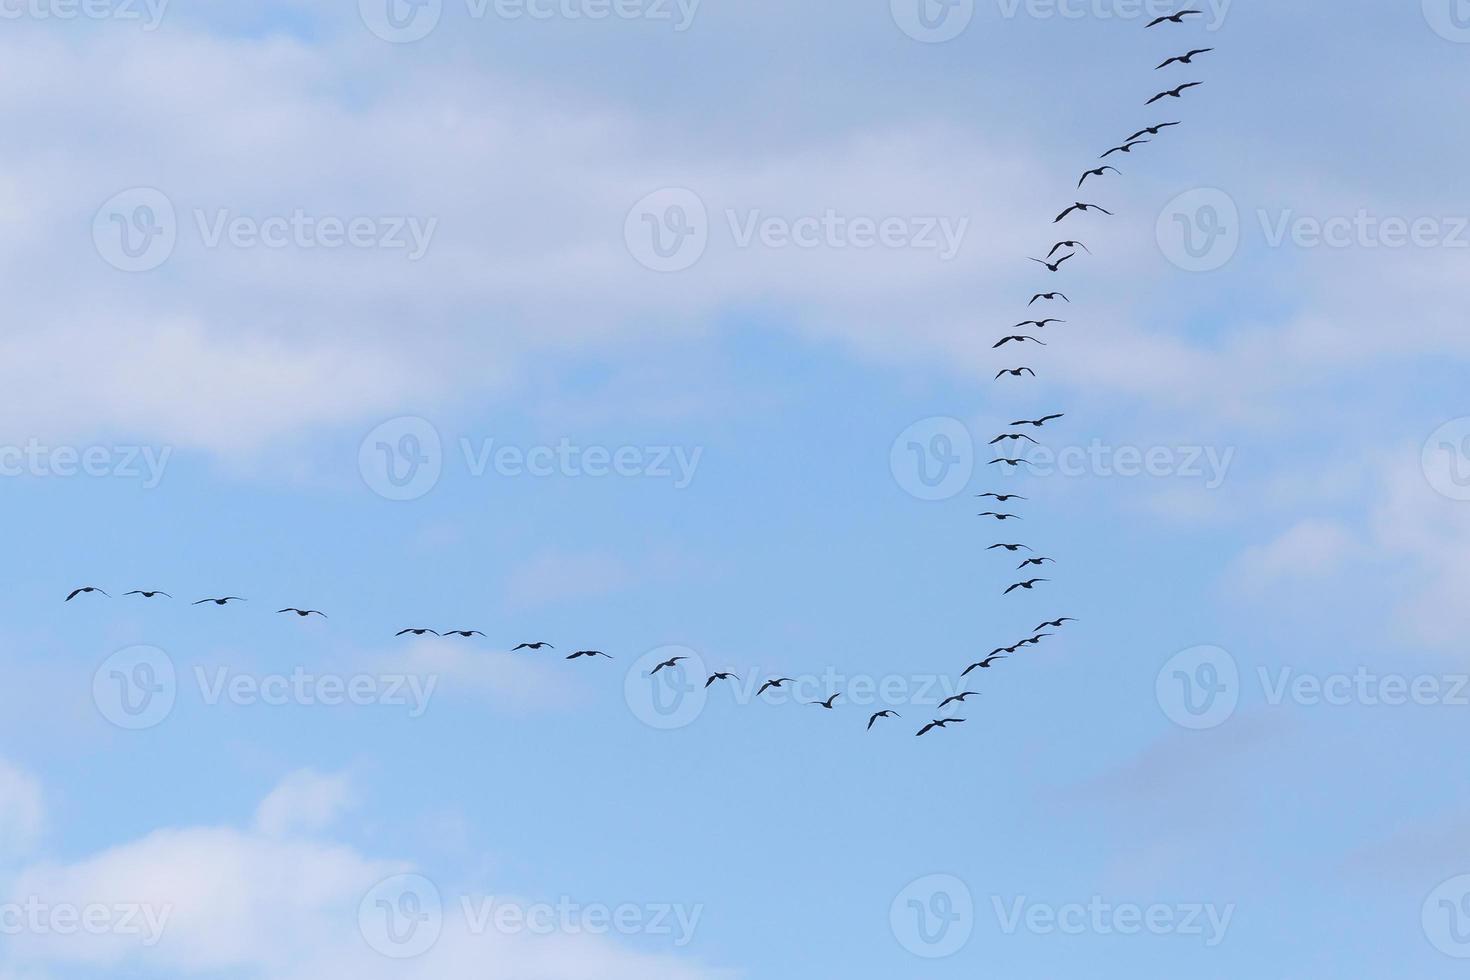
left=1014, top=318, right=1065, bottom=329
left=916, top=718, right=965, bottom=737
left=512, top=642, right=553, bottom=651
left=1011, top=414, right=1065, bottom=427
left=989, top=457, right=1037, bottom=468
left=123, top=590, right=170, bottom=599
left=1028, top=291, right=1068, bottom=306
left=758, top=678, right=796, bottom=696
left=988, top=543, right=1031, bottom=552
left=989, top=643, right=1021, bottom=656
left=66, top=587, right=109, bottom=601
left=1018, top=557, right=1056, bottom=569
left=1055, top=202, right=1114, bottom=223
left=962, top=655, right=1007, bottom=676
left=278, top=607, right=327, bottom=618
left=995, top=367, right=1037, bottom=379
left=1018, top=633, right=1054, bottom=647
left=977, top=492, right=1026, bottom=502
left=811, top=693, right=841, bottom=709
left=649, top=655, right=688, bottom=675
left=566, top=650, right=613, bottom=660
left=1146, top=8, right=1202, bottom=27
left=442, top=629, right=485, bottom=637
left=939, top=692, right=980, bottom=709
left=1004, top=579, right=1050, bottom=595
left=1147, top=82, right=1204, bottom=105
left=1047, top=241, right=1090, bottom=257
left=868, top=709, right=900, bottom=730
left=396, top=628, right=439, bottom=636
left=989, top=433, right=1039, bottom=446
left=993, top=335, right=1046, bottom=349
left=1126, top=122, right=1181, bottom=141
left=706, top=672, right=738, bottom=688
left=1078, top=166, right=1120, bottom=187
left=1029, top=252, right=1075, bottom=272
left=193, top=597, right=245, bottom=606
left=1157, top=47, right=1214, bottom=69
left=978, top=512, right=1022, bottom=521
left=1101, top=139, right=1149, bottom=158
left=1035, top=617, right=1078, bottom=631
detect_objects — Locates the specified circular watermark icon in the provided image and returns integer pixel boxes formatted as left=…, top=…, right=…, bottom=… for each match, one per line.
left=92, top=187, right=177, bottom=273
left=93, top=645, right=177, bottom=730
left=890, top=0, right=974, bottom=42
left=1157, top=188, right=1240, bottom=273
left=1156, top=645, right=1239, bottom=730
left=1422, top=418, right=1470, bottom=502
left=890, top=417, right=973, bottom=501
left=624, top=645, right=709, bottom=730
left=890, top=873, right=973, bottom=958
left=1424, top=0, right=1470, bottom=41
left=359, top=0, right=442, bottom=42
left=359, top=416, right=443, bottom=501
left=359, top=873, right=443, bottom=958
left=1423, top=874, right=1470, bottom=957
left=624, top=188, right=708, bottom=273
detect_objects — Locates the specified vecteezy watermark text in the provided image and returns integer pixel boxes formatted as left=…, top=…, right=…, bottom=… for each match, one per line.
left=0, top=440, right=170, bottom=488
left=0, top=898, right=171, bottom=946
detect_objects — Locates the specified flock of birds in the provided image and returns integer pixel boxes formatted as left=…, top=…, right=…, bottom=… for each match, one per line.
left=65, top=12, right=1215, bottom=740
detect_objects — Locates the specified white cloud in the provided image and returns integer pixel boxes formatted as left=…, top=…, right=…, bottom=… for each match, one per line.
left=255, top=770, right=356, bottom=838
left=1226, top=519, right=1358, bottom=592
left=0, top=758, right=44, bottom=863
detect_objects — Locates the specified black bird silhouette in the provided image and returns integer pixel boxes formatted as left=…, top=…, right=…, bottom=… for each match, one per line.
left=1147, top=82, right=1204, bottom=105
left=1004, top=579, right=1050, bottom=595
left=811, top=693, right=841, bottom=709
left=442, top=629, right=485, bottom=637
left=1102, top=139, right=1149, bottom=157
left=1018, top=557, right=1056, bottom=569
left=123, top=590, right=170, bottom=599
left=978, top=512, right=1022, bottom=521
left=1014, top=318, right=1065, bottom=329
left=705, top=672, right=738, bottom=688
left=278, top=607, right=327, bottom=618
left=989, top=433, right=1039, bottom=446
left=989, top=643, right=1021, bottom=656
left=396, top=628, right=439, bottom=636
left=66, top=587, right=109, bottom=601
left=758, top=678, right=796, bottom=696
left=1048, top=241, right=1090, bottom=257
left=566, top=649, right=613, bottom=660
left=995, top=367, right=1038, bottom=379
left=988, top=543, right=1031, bottom=552
left=512, top=641, right=553, bottom=651
left=977, top=492, right=1026, bottom=502
left=1029, top=252, right=1075, bottom=272
left=939, top=692, right=980, bottom=709
left=649, top=655, right=688, bottom=675
left=962, top=655, right=1007, bottom=676
left=1011, top=414, right=1065, bottom=427
left=989, top=457, right=1037, bottom=468
left=1055, top=202, right=1113, bottom=223
left=993, top=335, right=1046, bottom=349
left=194, top=596, right=245, bottom=606
left=1035, top=617, right=1078, bottom=631
left=1146, top=8, right=1202, bottom=27
left=1078, top=166, right=1120, bottom=187
left=867, top=709, right=900, bottom=730
left=916, top=718, right=965, bottom=737
left=1158, top=47, right=1214, bottom=69
left=1019, top=633, right=1054, bottom=646
left=1126, top=122, right=1181, bottom=141
left=1028, top=291, right=1068, bottom=305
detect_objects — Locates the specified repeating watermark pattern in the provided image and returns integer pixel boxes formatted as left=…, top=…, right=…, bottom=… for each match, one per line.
left=0, top=440, right=170, bottom=487
left=1157, top=188, right=1241, bottom=273
left=994, top=0, right=1231, bottom=29
left=891, top=417, right=974, bottom=501
left=1424, top=875, right=1470, bottom=958
left=1156, top=645, right=1239, bottom=730
left=625, top=188, right=971, bottom=272
left=1424, top=0, right=1470, bottom=42
left=891, top=0, right=974, bottom=42
left=92, top=646, right=438, bottom=730
left=890, top=874, right=974, bottom=958
left=0, top=0, right=167, bottom=28
left=1422, top=417, right=1470, bottom=502
left=0, top=898, right=172, bottom=946
left=995, top=442, right=1235, bottom=489
left=358, top=874, right=703, bottom=958
left=93, top=188, right=437, bottom=272
left=359, top=416, right=704, bottom=501
left=624, top=645, right=709, bottom=730
left=991, top=895, right=1234, bottom=946
left=359, top=0, right=700, bottom=42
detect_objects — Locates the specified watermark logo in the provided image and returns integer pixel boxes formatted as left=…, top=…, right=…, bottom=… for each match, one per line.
left=360, top=873, right=444, bottom=958
left=360, top=417, right=444, bottom=501
left=0, top=0, right=169, bottom=28
left=359, top=0, right=442, bottom=41
left=1423, top=418, right=1470, bottom=502
left=1424, top=0, right=1470, bottom=41
left=891, top=0, right=974, bottom=42
left=93, top=645, right=177, bottom=730
left=1157, top=188, right=1239, bottom=272
left=890, top=417, right=973, bottom=501
left=1424, top=875, right=1470, bottom=957
left=992, top=895, right=1233, bottom=946
left=624, top=645, right=709, bottom=730
left=890, top=874, right=973, bottom=958
left=93, top=187, right=176, bottom=273
left=626, top=188, right=708, bottom=272
left=1156, top=645, right=1238, bottom=730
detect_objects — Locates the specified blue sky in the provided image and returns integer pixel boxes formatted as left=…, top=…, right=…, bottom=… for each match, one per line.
left=2, top=0, right=1470, bottom=977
